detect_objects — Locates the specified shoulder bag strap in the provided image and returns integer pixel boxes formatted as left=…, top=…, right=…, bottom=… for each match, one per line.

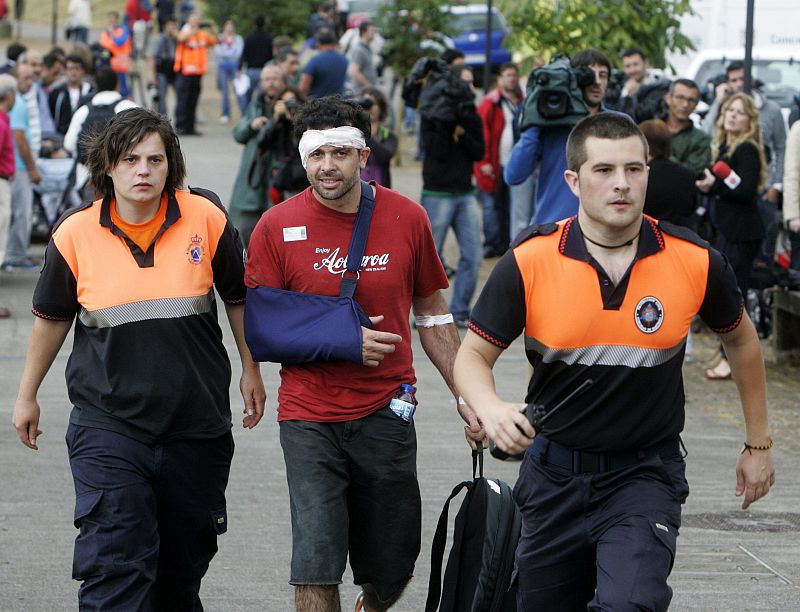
left=339, top=180, right=376, bottom=299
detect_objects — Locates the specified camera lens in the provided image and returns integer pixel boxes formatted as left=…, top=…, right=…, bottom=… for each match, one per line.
left=538, top=91, right=567, bottom=118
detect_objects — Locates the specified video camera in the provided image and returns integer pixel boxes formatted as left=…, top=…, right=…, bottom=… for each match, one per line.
left=402, top=57, right=474, bottom=124
left=519, top=54, right=594, bottom=130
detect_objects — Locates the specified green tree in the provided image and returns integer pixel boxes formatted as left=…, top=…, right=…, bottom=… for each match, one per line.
left=377, top=0, right=453, bottom=77
left=204, top=0, right=318, bottom=38
left=497, top=0, right=694, bottom=69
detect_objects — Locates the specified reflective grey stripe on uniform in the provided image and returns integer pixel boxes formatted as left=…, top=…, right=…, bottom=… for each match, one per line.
left=524, top=335, right=686, bottom=368
left=79, top=291, right=215, bottom=328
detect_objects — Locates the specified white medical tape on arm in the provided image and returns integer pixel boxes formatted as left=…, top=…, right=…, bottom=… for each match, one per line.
left=298, top=126, right=367, bottom=169
left=414, top=314, right=455, bottom=328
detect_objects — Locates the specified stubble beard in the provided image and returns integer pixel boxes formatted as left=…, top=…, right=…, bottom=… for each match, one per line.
left=311, top=172, right=359, bottom=203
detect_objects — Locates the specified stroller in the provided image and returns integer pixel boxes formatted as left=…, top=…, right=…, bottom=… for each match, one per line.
left=30, top=156, right=83, bottom=243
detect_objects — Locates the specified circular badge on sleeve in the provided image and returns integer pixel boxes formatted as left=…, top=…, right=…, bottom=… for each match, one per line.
left=635, top=296, right=664, bottom=334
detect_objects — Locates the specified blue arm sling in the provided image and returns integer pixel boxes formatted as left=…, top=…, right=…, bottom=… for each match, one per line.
left=244, top=180, right=376, bottom=364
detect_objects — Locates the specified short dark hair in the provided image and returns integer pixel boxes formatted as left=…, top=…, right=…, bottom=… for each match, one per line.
left=441, top=48, right=465, bottom=65
left=50, top=46, right=66, bottom=61
left=638, top=119, right=671, bottom=160
left=95, top=67, right=118, bottom=92
left=7, top=43, right=27, bottom=63
left=293, top=96, right=371, bottom=141
left=359, top=20, right=374, bottom=36
left=43, top=51, right=63, bottom=69
left=669, top=78, right=699, bottom=95
left=316, top=27, right=336, bottom=46
left=254, top=14, right=265, bottom=29
left=566, top=113, right=646, bottom=171
left=499, top=62, right=519, bottom=75
left=726, top=61, right=744, bottom=78
left=621, top=47, right=646, bottom=61
left=277, top=47, right=299, bottom=63
left=64, top=53, right=87, bottom=71
left=571, top=48, right=611, bottom=72
left=86, top=108, right=187, bottom=201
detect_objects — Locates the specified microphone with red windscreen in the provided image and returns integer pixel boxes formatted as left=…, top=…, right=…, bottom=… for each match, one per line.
left=711, top=160, right=742, bottom=189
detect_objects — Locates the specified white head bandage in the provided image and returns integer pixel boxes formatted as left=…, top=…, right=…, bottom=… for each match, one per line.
left=298, top=127, right=367, bottom=169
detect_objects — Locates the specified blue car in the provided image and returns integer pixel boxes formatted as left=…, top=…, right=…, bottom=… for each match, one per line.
left=447, top=5, right=513, bottom=77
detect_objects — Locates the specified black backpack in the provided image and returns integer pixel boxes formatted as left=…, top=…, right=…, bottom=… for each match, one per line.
left=77, top=102, right=117, bottom=164
left=426, top=444, right=520, bottom=612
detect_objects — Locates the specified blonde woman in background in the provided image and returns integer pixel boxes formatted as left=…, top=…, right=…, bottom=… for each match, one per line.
left=696, top=92, right=767, bottom=379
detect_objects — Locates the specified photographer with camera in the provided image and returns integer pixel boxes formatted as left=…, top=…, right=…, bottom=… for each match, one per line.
left=420, top=64, right=485, bottom=327
left=359, top=88, right=397, bottom=188
left=229, top=65, right=290, bottom=244
left=505, top=49, right=622, bottom=225
left=265, top=86, right=309, bottom=202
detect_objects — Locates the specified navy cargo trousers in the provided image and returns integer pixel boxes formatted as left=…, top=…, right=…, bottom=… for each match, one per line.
left=513, top=435, right=689, bottom=612
left=66, top=423, right=234, bottom=611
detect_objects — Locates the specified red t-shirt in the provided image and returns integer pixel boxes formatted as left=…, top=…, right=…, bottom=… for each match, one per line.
left=246, top=183, right=448, bottom=422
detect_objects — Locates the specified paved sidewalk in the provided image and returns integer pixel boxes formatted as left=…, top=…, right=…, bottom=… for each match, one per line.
left=1, top=38, right=799, bottom=609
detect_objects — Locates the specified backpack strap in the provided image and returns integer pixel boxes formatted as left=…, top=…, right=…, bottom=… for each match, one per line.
left=425, top=479, right=471, bottom=612
left=339, top=180, right=376, bottom=299
left=473, top=441, right=484, bottom=480
left=425, top=443, right=486, bottom=612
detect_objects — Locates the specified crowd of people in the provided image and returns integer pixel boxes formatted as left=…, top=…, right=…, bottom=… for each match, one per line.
left=2, top=3, right=787, bottom=611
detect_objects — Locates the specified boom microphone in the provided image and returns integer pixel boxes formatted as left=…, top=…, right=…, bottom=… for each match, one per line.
left=711, top=160, right=742, bottom=189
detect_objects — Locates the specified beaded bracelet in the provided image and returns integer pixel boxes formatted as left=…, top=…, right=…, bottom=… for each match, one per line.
left=741, top=438, right=773, bottom=454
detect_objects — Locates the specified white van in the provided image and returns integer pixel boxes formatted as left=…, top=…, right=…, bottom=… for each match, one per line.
left=684, top=47, right=800, bottom=119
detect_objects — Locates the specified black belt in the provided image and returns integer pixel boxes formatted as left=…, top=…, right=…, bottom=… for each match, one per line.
left=531, top=434, right=682, bottom=474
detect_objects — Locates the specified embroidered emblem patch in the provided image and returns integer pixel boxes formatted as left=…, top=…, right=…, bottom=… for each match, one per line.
left=187, top=234, right=204, bottom=265
left=635, top=296, right=664, bottom=334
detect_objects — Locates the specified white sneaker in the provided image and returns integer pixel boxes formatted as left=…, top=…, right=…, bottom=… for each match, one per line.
left=220, top=115, right=229, bottom=124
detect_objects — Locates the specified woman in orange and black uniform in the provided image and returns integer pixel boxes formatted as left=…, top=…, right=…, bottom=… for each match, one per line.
left=696, top=92, right=766, bottom=379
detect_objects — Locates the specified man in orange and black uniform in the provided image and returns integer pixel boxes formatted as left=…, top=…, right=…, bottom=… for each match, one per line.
left=455, top=113, right=774, bottom=611
left=173, top=12, right=216, bottom=136
left=12, top=108, right=265, bottom=609
left=99, top=11, right=132, bottom=98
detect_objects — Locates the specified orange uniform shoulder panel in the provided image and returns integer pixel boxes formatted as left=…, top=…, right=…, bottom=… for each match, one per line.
left=513, top=221, right=710, bottom=350
left=52, top=191, right=230, bottom=311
